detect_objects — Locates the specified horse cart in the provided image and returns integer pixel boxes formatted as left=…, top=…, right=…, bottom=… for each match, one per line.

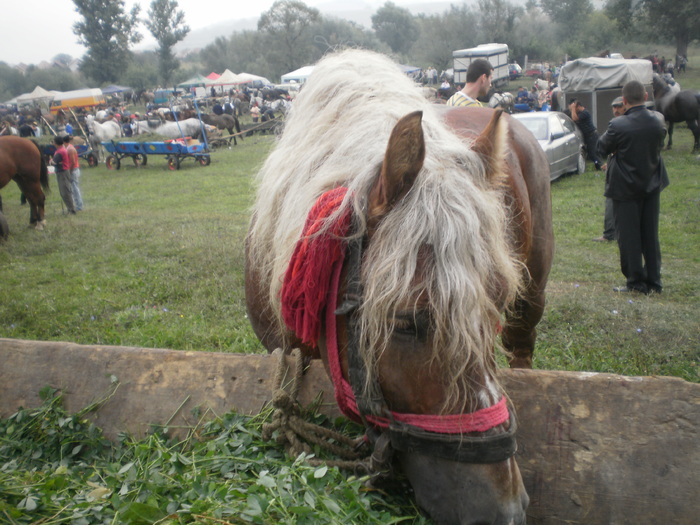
left=102, top=101, right=212, bottom=171
left=102, top=138, right=211, bottom=171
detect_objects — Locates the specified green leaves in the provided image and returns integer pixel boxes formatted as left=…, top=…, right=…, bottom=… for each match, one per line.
left=0, top=393, right=428, bottom=524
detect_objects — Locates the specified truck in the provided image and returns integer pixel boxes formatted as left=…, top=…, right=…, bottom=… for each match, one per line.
left=49, top=88, right=105, bottom=114
left=453, top=43, right=509, bottom=88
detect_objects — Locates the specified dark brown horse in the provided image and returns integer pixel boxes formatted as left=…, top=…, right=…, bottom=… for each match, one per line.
left=200, top=113, right=243, bottom=145
left=652, top=73, right=700, bottom=152
left=245, top=50, right=552, bottom=525
left=0, top=136, right=49, bottom=231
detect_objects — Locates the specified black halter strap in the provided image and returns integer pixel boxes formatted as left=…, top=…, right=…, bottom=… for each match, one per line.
left=334, top=220, right=518, bottom=464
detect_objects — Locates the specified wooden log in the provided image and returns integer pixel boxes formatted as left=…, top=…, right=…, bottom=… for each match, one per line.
left=1, top=338, right=698, bottom=524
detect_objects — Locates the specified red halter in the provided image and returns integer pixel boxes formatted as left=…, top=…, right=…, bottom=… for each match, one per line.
left=281, top=188, right=510, bottom=436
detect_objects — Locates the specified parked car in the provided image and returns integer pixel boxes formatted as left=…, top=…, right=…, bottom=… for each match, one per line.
left=511, top=111, right=586, bottom=181
left=525, top=63, right=546, bottom=78
left=508, top=63, right=522, bottom=80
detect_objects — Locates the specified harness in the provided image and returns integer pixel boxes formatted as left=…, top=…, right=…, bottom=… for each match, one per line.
left=282, top=188, right=518, bottom=470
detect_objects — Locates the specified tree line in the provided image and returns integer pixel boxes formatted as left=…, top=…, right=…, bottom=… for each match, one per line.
left=1, top=0, right=697, bottom=102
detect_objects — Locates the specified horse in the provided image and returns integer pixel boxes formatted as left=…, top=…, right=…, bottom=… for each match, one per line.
left=245, top=50, right=553, bottom=525
left=200, top=113, right=242, bottom=145
left=135, top=118, right=220, bottom=142
left=489, top=91, right=515, bottom=113
left=0, top=137, right=49, bottom=231
left=652, top=74, right=700, bottom=152
left=86, top=115, right=122, bottom=161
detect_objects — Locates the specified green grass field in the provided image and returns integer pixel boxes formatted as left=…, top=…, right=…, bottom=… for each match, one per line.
left=1, top=49, right=698, bottom=525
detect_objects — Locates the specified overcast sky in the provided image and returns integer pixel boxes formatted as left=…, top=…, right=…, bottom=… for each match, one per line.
left=3, top=0, right=452, bottom=65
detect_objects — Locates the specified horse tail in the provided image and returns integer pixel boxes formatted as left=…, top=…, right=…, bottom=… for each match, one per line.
left=31, top=140, right=50, bottom=193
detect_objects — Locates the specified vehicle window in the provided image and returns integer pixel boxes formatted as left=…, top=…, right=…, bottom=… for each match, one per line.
left=558, top=115, right=575, bottom=134
left=549, top=116, right=565, bottom=137
left=520, top=118, right=548, bottom=140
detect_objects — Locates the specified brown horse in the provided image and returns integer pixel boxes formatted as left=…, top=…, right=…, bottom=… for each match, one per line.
left=245, top=50, right=552, bottom=525
left=0, top=136, right=49, bottom=231
left=200, top=113, right=243, bottom=145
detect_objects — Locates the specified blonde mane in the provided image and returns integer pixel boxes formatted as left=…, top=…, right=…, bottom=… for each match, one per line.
left=248, top=49, right=522, bottom=411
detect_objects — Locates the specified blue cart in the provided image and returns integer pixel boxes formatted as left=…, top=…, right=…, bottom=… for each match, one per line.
left=102, top=101, right=212, bottom=170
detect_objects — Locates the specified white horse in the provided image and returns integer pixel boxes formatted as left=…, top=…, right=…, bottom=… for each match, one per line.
left=86, top=115, right=122, bottom=161
left=133, top=118, right=220, bottom=141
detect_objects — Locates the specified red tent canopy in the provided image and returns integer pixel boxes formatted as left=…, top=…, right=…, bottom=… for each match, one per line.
left=206, top=72, right=220, bottom=80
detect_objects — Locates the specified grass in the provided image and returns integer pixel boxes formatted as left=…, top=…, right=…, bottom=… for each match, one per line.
left=1, top=52, right=699, bottom=524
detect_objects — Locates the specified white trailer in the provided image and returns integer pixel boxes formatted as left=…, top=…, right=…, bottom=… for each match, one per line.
left=453, top=43, right=509, bottom=87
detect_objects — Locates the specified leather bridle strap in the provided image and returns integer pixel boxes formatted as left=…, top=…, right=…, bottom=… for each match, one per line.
left=326, top=236, right=517, bottom=464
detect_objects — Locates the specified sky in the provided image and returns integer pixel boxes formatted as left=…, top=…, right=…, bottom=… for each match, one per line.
left=3, top=0, right=452, bottom=66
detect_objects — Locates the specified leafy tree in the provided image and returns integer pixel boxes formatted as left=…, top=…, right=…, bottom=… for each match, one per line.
left=412, top=6, right=480, bottom=71
left=120, top=52, right=160, bottom=91
left=145, top=0, right=190, bottom=87
left=258, top=0, right=320, bottom=76
left=539, top=0, right=593, bottom=25
left=605, top=0, right=700, bottom=59
left=0, top=63, right=28, bottom=101
left=73, top=0, right=142, bottom=84
left=371, top=2, right=419, bottom=56
left=52, top=54, right=75, bottom=69
left=478, top=0, right=523, bottom=44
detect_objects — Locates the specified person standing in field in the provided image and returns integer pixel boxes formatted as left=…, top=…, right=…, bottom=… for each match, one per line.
left=598, top=80, right=669, bottom=294
left=64, top=135, right=83, bottom=211
left=51, top=136, right=76, bottom=215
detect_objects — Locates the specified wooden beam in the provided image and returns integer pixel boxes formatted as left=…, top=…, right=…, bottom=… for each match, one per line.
left=1, top=338, right=698, bottom=524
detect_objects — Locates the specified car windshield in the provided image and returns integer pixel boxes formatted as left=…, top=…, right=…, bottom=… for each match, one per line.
left=519, top=118, right=549, bottom=140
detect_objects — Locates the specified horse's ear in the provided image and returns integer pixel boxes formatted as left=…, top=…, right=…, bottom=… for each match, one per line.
left=367, top=110, right=425, bottom=232
left=472, top=109, right=509, bottom=189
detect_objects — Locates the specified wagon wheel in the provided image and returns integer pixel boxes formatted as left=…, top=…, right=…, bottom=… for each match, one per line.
left=86, top=153, right=98, bottom=167
left=0, top=211, right=9, bottom=241
left=106, top=155, right=121, bottom=170
left=198, top=154, right=211, bottom=167
left=167, top=156, right=180, bottom=171
left=133, top=154, right=146, bottom=168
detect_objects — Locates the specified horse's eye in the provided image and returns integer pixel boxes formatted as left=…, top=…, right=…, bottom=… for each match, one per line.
left=393, top=313, right=430, bottom=342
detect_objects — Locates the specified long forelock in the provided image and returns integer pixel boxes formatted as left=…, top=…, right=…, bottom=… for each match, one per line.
left=249, top=50, right=521, bottom=408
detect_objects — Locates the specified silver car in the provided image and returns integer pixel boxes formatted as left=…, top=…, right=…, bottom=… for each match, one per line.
left=511, top=111, right=586, bottom=181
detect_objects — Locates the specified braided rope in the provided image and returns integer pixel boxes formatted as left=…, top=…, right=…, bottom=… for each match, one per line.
left=262, top=348, right=370, bottom=470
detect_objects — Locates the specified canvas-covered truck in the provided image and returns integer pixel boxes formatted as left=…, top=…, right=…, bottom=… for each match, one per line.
left=453, top=43, right=509, bottom=88
left=558, top=57, right=654, bottom=131
left=50, top=88, right=105, bottom=114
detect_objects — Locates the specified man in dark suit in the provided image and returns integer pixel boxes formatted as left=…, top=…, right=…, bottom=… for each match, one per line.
left=598, top=80, right=669, bottom=294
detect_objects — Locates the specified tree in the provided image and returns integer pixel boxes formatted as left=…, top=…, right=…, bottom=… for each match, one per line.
left=411, top=6, right=480, bottom=71
left=478, top=0, right=523, bottom=45
left=258, top=0, right=320, bottom=76
left=73, top=0, right=142, bottom=84
left=371, top=2, right=419, bottom=56
left=539, top=0, right=593, bottom=25
left=605, top=0, right=700, bottom=59
left=145, top=0, right=190, bottom=87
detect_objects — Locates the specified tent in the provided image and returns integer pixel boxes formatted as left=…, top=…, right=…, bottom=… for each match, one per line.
left=208, top=69, right=242, bottom=86
left=235, top=72, right=271, bottom=87
left=558, top=57, right=654, bottom=130
left=206, top=72, right=220, bottom=80
left=400, top=64, right=421, bottom=75
left=16, top=86, right=56, bottom=103
left=177, top=74, right=209, bottom=89
left=281, top=66, right=314, bottom=85
left=102, top=85, right=132, bottom=94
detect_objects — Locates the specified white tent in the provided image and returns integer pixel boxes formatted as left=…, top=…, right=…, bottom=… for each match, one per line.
left=281, top=66, right=315, bottom=85
left=16, top=86, right=56, bottom=103
left=208, top=69, right=242, bottom=86
left=236, top=72, right=271, bottom=87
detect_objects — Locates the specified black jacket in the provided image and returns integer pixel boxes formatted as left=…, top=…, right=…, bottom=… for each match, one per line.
left=598, top=105, right=669, bottom=200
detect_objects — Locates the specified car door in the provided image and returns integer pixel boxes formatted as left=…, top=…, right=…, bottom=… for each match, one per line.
left=557, top=114, right=579, bottom=172
left=547, top=114, right=568, bottom=179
